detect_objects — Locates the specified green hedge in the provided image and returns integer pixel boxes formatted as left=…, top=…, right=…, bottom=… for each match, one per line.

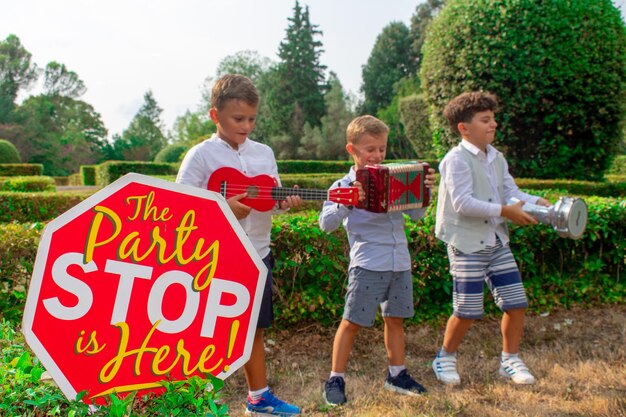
left=271, top=197, right=626, bottom=326
left=608, top=155, right=626, bottom=175
left=0, top=191, right=92, bottom=223
left=0, top=176, right=56, bottom=192
left=516, top=177, right=626, bottom=197
left=80, top=165, right=96, bottom=186
left=4, top=197, right=623, bottom=325
left=0, top=223, right=42, bottom=321
left=0, top=164, right=43, bottom=177
left=95, top=161, right=178, bottom=186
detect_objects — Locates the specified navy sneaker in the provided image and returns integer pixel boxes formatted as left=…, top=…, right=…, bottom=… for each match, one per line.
left=384, top=369, right=427, bottom=396
left=323, top=376, right=347, bottom=405
left=245, top=390, right=301, bottom=416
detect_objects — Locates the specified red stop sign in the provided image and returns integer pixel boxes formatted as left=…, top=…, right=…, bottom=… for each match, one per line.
left=22, top=174, right=266, bottom=404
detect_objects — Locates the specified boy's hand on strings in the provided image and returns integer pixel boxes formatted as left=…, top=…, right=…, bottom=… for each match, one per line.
left=278, top=185, right=303, bottom=210
left=424, top=168, right=436, bottom=189
left=501, top=200, right=538, bottom=225
left=227, top=192, right=252, bottom=219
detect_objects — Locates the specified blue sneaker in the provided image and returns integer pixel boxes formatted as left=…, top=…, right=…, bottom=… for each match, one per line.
left=245, top=390, right=301, bottom=416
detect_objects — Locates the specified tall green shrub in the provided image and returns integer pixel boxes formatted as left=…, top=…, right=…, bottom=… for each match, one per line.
left=154, top=143, right=188, bottom=163
left=421, top=0, right=626, bottom=180
left=0, top=139, right=20, bottom=163
left=399, top=93, right=436, bottom=160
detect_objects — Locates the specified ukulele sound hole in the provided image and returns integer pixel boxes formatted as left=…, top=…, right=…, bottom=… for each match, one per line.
left=246, top=185, right=259, bottom=198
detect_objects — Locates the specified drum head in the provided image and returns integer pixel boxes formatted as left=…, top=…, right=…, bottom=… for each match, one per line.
left=559, top=198, right=587, bottom=239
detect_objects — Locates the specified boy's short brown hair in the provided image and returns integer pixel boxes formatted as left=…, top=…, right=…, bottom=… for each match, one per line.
left=443, top=92, right=499, bottom=136
left=211, top=74, right=259, bottom=110
left=346, top=115, right=389, bottom=144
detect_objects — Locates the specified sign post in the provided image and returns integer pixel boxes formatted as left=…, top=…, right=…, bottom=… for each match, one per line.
left=22, top=173, right=266, bottom=404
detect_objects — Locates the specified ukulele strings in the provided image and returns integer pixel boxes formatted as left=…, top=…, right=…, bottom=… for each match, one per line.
left=217, top=183, right=328, bottom=200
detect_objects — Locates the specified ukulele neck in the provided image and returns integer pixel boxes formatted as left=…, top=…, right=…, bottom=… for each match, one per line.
left=271, top=187, right=327, bottom=201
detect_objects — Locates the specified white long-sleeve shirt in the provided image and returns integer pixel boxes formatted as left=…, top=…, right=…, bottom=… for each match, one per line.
left=176, top=134, right=281, bottom=258
left=438, top=139, right=539, bottom=247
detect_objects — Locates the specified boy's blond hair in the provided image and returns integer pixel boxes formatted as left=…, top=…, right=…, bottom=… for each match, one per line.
left=211, top=74, right=259, bottom=110
left=443, top=91, right=499, bottom=136
left=346, top=115, right=389, bottom=144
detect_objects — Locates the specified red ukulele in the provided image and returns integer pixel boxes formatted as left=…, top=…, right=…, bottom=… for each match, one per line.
left=207, top=167, right=359, bottom=212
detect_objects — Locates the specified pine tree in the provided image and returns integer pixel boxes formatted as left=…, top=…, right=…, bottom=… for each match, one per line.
left=114, top=91, right=167, bottom=161
left=266, top=1, right=327, bottom=146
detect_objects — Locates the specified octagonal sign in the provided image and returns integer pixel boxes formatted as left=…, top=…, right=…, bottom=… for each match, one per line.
left=22, top=173, right=266, bottom=404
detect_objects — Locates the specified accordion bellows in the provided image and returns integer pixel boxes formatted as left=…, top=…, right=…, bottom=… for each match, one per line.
left=356, top=162, right=431, bottom=213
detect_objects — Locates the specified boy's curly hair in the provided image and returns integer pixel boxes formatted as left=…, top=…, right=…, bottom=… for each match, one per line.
left=443, top=92, right=499, bottom=136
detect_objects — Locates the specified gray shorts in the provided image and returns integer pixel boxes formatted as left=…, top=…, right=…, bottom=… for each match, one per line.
left=343, top=267, right=414, bottom=327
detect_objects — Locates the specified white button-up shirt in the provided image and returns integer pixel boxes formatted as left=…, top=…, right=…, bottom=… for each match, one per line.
left=176, top=134, right=281, bottom=258
left=319, top=168, right=426, bottom=272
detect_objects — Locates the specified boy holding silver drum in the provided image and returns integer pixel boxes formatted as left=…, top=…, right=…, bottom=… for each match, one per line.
left=432, top=92, right=551, bottom=386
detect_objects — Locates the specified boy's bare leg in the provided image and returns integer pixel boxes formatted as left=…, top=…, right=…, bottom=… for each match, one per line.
left=243, top=328, right=267, bottom=390
left=442, top=315, right=474, bottom=353
left=331, top=319, right=360, bottom=372
left=383, top=316, right=405, bottom=366
left=501, top=308, right=525, bottom=353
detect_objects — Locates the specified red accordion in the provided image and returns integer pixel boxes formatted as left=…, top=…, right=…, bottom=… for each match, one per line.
left=356, top=162, right=430, bottom=213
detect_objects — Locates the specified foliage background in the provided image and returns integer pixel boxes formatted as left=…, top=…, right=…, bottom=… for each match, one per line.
left=420, top=0, right=626, bottom=181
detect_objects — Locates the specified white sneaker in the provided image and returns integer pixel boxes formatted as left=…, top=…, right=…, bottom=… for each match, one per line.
left=499, top=356, right=536, bottom=385
left=432, top=354, right=461, bottom=386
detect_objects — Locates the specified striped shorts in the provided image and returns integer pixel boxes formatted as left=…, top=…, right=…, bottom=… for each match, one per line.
left=447, top=239, right=528, bottom=319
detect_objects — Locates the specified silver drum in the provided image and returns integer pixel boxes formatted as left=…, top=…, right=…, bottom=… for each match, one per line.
left=509, top=197, right=588, bottom=239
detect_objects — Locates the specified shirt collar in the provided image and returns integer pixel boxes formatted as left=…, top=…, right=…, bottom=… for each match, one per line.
left=213, top=134, right=249, bottom=151
left=461, top=139, right=496, bottom=162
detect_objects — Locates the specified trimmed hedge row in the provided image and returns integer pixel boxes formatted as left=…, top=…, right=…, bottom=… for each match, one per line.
left=0, top=164, right=43, bottom=176
left=0, top=176, right=56, bottom=192
left=80, top=165, right=96, bottom=186
left=0, top=191, right=92, bottom=223
left=1, top=197, right=624, bottom=325
left=276, top=159, right=440, bottom=174
left=608, top=155, right=626, bottom=175
left=1, top=174, right=624, bottom=223
left=516, top=177, right=626, bottom=197
left=271, top=197, right=626, bottom=326
left=95, top=161, right=178, bottom=186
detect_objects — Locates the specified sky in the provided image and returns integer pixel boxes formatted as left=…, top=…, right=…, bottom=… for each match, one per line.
left=2, top=0, right=625, bottom=139
left=1, top=0, right=420, bottom=138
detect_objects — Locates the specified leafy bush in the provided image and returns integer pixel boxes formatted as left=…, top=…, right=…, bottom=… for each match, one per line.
left=0, top=321, right=229, bottom=416
left=0, top=139, right=20, bottom=163
left=0, top=191, right=91, bottom=222
left=154, top=143, right=189, bottom=163
left=53, top=176, right=69, bottom=186
left=0, top=223, right=41, bottom=322
left=515, top=177, right=626, bottom=197
left=0, top=176, right=56, bottom=192
left=1, top=196, right=624, bottom=327
left=80, top=165, right=96, bottom=186
left=272, top=196, right=625, bottom=326
left=421, top=0, right=626, bottom=180
left=608, top=155, right=626, bottom=175
left=399, top=93, right=437, bottom=160
left=0, top=163, right=43, bottom=176
left=96, top=161, right=178, bottom=186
